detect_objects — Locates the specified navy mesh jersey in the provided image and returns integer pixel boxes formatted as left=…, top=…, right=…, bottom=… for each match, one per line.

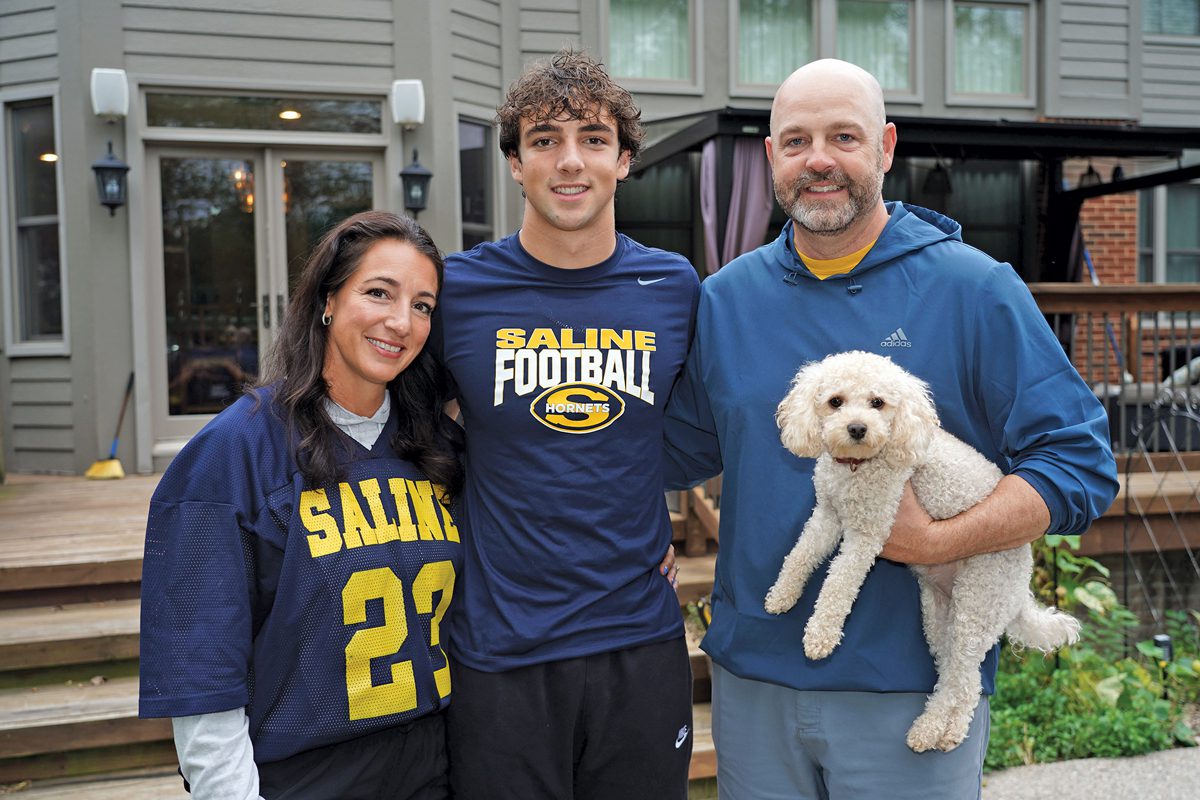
left=139, top=388, right=462, bottom=763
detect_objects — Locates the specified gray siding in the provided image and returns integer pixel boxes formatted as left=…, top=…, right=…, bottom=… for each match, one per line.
left=1142, top=41, right=1200, bottom=125
left=452, top=0, right=503, bottom=108
left=1048, top=0, right=1137, bottom=118
left=6, top=357, right=74, bottom=473
left=520, top=0, right=581, bottom=63
left=121, top=0, right=396, bottom=86
left=0, top=0, right=57, bottom=89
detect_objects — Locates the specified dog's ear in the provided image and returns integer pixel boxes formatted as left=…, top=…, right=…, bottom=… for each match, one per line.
left=885, top=369, right=939, bottom=465
left=776, top=362, right=824, bottom=458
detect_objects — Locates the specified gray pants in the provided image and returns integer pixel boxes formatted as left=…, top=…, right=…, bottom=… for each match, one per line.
left=712, top=664, right=988, bottom=799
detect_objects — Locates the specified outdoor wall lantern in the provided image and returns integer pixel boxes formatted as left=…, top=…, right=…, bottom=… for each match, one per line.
left=90, top=68, right=131, bottom=215
left=92, top=141, right=130, bottom=216
left=1078, top=161, right=1103, bottom=188
left=400, top=149, right=432, bottom=218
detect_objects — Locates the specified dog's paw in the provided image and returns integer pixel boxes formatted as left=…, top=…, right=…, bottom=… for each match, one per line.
left=802, top=624, right=840, bottom=660
left=905, top=713, right=945, bottom=753
left=764, top=584, right=799, bottom=615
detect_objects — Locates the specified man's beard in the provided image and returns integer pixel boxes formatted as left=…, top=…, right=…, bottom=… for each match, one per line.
left=775, top=160, right=884, bottom=237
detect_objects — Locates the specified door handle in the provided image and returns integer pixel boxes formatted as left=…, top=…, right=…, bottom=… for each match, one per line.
left=263, top=294, right=271, bottom=328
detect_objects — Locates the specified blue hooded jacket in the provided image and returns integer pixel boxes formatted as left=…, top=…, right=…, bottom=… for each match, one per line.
left=663, top=202, right=1118, bottom=693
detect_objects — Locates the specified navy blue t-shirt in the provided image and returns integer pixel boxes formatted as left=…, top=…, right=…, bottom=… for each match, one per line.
left=139, top=389, right=462, bottom=763
left=435, top=232, right=699, bottom=671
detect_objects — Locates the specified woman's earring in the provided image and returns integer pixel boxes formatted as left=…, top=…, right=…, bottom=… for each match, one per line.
left=322, top=312, right=332, bottom=327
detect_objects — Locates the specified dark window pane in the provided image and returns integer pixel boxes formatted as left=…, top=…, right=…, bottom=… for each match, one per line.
left=458, top=120, right=492, bottom=233
left=160, top=157, right=260, bottom=415
left=11, top=101, right=57, bottom=218
left=283, top=159, right=374, bottom=292
left=147, top=94, right=382, bottom=134
left=17, top=223, right=62, bottom=339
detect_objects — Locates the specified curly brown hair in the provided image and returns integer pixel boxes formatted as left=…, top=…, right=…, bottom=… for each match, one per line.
left=497, top=49, right=644, bottom=163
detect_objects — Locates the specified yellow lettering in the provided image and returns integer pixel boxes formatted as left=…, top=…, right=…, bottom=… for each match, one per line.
left=435, top=490, right=461, bottom=543
left=635, top=330, right=656, bottom=351
left=359, top=479, right=398, bottom=544
left=339, top=483, right=378, bottom=549
left=526, top=328, right=558, bottom=349
left=412, top=561, right=456, bottom=699
left=387, top=479, right=419, bottom=541
left=599, top=329, right=632, bottom=350
left=343, top=568, right=416, bottom=720
left=301, top=489, right=343, bottom=558
left=558, top=328, right=584, bottom=349
left=495, top=328, right=525, bottom=348
left=407, top=480, right=446, bottom=541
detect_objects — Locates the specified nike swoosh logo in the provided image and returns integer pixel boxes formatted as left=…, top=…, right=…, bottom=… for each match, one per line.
left=675, top=727, right=690, bottom=748
left=638, top=277, right=667, bottom=286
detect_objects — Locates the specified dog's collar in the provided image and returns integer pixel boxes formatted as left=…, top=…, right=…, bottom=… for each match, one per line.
left=833, top=456, right=869, bottom=472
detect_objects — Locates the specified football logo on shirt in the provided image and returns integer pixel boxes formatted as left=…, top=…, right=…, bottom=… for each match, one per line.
left=493, top=327, right=656, bottom=433
left=530, top=383, right=626, bottom=434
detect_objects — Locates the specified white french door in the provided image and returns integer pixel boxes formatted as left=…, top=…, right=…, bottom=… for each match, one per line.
left=146, top=146, right=382, bottom=441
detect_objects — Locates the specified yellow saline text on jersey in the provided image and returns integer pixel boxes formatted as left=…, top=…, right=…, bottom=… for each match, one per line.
left=493, top=327, right=656, bottom=406
left=301, top=477, right=460, bottom=559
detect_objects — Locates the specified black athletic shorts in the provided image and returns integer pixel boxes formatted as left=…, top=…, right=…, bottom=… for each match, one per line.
left=446, top=637, right=693, bottom=800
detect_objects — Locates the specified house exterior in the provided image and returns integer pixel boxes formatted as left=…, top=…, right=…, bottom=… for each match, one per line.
left=2, top=0, right=1198, bottom=477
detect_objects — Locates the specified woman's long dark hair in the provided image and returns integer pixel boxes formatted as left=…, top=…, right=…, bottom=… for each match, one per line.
left=259, top=211, right=463, bottom=502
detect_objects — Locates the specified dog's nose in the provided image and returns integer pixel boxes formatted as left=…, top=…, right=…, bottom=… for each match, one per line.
left=847, top=423, right=867, bottom=440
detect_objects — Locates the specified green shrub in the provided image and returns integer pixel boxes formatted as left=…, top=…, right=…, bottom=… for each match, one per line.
left=986, top=538, right=1199, bottom=771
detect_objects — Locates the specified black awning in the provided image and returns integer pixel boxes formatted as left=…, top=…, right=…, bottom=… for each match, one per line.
left=634, top=107, right=1200, bottom=172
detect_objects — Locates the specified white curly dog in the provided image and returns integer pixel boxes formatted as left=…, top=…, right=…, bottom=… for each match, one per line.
left=764, top=350, right=1080, bottom=753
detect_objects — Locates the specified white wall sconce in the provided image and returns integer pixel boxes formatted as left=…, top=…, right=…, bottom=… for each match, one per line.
left=391, top=79, right=425, bottom=129
left=90, top=68, right=129, bottom=120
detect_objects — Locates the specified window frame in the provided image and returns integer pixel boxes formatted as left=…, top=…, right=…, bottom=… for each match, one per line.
left=455, top=112, right=500, bottom=252
left=729, top=0, right=923, bottom=104
left=603, top=0, right=704, bottom=96
left=945, top=0, right=1037, bottom=109
left=1139, top=181, right=1200, bottom=285
left=1, top=86, right=69, bottom=357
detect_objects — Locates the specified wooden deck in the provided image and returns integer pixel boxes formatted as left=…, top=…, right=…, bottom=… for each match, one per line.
left=0, top=475, right=158, bottom=598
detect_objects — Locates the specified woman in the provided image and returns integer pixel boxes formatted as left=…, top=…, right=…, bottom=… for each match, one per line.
left=139, top=211, right=463, bottom=799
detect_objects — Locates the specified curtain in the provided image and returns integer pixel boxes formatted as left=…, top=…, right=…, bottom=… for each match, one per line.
left=954, top=3, right=1025, bottom=95
left=723, top=138, right=776, bottom=264
left=738, top=0, right=813, bottom=86
left=700, top=138, right=775, bottom=274
left=1144, top=0, right=1200, bottom=35
left=837, top=0, right=912, bottom=91
left=610, top=0, right=691, bottom=81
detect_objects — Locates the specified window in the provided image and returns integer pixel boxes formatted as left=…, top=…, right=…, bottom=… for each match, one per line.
left=5, top=98, right=63, bottom=346
left=1144, top=0, right=1200, bottom=35
left=737, top=0, right=814, bottom=87
left=609, top=0, right=694, bottom=85
left=458, top=119, right=493, bottom=251
left=1140, top=183, right=1200, bottom=284
left=146, top=93, right=382, bottom=134
left=837, top=1, right=913, bottom=92
left=950, top=1, right=1033, bottom=103
left=733, top=0, right=916, bottom=96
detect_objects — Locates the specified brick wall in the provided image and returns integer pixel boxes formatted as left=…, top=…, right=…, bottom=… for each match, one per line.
left=1080, top=192, right=1139, bottom=285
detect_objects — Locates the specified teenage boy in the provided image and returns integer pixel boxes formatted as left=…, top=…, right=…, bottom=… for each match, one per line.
left=433, top=50, right=699, bottom=799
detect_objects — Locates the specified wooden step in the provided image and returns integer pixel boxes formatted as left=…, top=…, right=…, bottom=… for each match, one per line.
left=0, top=675, right=170, bottom=760
left=676, top=553, right=717, bottom=607
left=0, top=475, right=157, bottom=596
left=688, top=701, right=715, bottom=781
left=0, top=600, right=141, bottom=672
left=0, top=765, right=187, bottom=798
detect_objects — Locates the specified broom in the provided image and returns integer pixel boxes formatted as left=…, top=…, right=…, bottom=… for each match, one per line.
left=86, top=372, right=134, bottom=480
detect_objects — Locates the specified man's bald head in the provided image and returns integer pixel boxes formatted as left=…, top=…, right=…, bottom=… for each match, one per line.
left=770, top=59, right=887, bottom=142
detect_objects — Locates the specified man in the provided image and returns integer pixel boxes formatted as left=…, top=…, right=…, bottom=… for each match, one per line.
left=434, top=51, right=699, bottom=799
left=662, top=59, right=1118, bottom=798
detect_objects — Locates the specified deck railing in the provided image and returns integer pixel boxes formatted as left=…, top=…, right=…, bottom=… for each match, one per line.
left=674, top=283, right=1200, bottom=556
